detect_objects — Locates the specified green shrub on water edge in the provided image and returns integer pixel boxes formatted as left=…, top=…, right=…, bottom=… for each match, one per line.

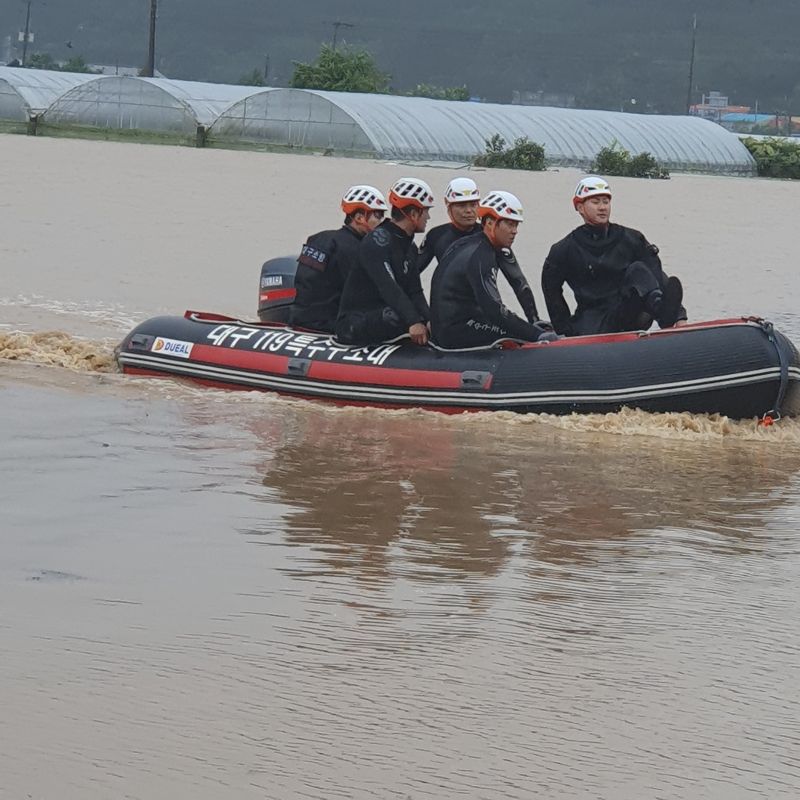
left=742, top=137, right=800, bottom=179
left=472, top=134, right=547, bottom=171
left=593, top=141, right=670, bottom=179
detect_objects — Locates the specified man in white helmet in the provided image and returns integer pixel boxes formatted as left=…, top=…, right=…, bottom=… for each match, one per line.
left=291, top=185, right=388, bottom=333
left=430, top=191, right=554, bottom=348
left=541, top=175, right=686, bottom=336
left=336, top=177, right=433, bottom=346
left=418, top=177, right=541, bottom=324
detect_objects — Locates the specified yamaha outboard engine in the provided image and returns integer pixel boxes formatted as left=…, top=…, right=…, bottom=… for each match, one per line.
left=258, top=255, right=298, bottom=323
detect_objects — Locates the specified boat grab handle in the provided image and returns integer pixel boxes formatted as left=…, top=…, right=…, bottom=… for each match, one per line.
left=287, top=358, right=311, bottom=377
left=129, top=334, right=154, bottom=350
left=460, top=370, right=492, bottom=390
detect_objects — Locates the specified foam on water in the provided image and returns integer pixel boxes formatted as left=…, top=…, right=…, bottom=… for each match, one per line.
left=4, top=326, right=797, bottom=445
left=480, top=405, right=800, bottom=443
left=0, top=330, right=116, bottom=372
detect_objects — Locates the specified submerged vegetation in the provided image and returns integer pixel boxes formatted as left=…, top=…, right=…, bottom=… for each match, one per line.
left=470, top=135, right=671, bottom=177
left=472, top=134, right=547, bottom=170
left=592, top=142, right=670, bottom=179
left=742, top=137, right=800, bottom=179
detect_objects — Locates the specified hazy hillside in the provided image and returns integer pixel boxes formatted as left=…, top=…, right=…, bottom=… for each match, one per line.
left=1, top=0, right=798, bottom=114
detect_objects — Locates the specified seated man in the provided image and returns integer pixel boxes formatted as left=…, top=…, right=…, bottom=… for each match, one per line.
left=541, top=175, right=686, bottom=336
left=335, top=177, right=434, bottom=347
left=291, top=185, right=387, bottom=333
left=418, top=176, right=540, bottom=324
left=430, top=190, right=553, bottom=349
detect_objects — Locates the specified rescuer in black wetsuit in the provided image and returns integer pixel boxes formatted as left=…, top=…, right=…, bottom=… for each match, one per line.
left=541, top=175, right=687, bottom=337
left=430, top=190, right=554, bottom=349
left=290, top=185, right=388, bottom=333
left=418, top=176, right=541, bottom=325
left=335, top=177, right=434, bottom=347
left=417, top=176, right=482, bottom=275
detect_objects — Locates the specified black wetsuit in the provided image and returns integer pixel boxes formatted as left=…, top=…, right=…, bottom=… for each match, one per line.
left=542, top=223, right=687, bottom=336
left=419, top=221, right=540, bottom=322
left=417, top=222, right=473, bottom=274
left=335, top=220, right=430, bottom=346
left=290, top=225, right=363, bottom=333
left=430, top=232, right=549, bottom=348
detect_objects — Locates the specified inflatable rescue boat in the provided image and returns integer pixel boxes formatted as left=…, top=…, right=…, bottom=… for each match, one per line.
left=114, top=257, right=800, bottom=419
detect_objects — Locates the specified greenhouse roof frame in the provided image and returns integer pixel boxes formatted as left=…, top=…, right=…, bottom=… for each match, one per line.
left=0, top=66, right=99, bottom=115
left=271, top=89, right=755, bottom=174
left=0, top=67, right=756, bottom=174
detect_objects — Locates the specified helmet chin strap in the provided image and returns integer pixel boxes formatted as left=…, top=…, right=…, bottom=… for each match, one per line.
left=350, top=211, right=370, bottom=235
left=483, top=218, right=501, bottom=247
left=396, top=205, right=422, bottom=233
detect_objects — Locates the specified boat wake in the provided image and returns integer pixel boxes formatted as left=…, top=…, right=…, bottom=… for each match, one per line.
left=3, top=329, right=800, bottom=443
left=478, top=405, right=800, bottom=443
left=0, top=330, right=116, bottom=372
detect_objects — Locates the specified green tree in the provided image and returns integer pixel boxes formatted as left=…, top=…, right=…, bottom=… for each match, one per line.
left=237, top=68, right=266, bottom=86
left=26, top=52, right=58, bottom=70
left=60, top=56, right=100, bottom=74
left=408, top=84, right=469, bottom=101
left=290, top=44, right=390, bottom=93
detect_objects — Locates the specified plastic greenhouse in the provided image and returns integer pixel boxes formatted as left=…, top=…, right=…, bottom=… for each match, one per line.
left=0, top=67, right=756, bottom=175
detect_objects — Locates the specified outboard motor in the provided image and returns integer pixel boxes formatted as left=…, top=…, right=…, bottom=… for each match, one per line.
left=258, top=255, right=298, bottom=323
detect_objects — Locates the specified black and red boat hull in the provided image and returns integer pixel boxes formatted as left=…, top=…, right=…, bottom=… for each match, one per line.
left=116, top=311, right=800, bottom=419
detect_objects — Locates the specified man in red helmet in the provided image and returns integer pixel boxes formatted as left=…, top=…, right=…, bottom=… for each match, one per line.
left=542, top=175, right=686, bottom=336
left=430, top=191, right=554, bottom=349
left=291, top=185, right=387, bottom=333
left=336, top=177, right=433, bottom=347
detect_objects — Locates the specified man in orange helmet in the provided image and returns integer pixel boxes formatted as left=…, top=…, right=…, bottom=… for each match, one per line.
left=542, top=175, right=686, bottom=336
left=336, top=177, right=434, bottom=347
left=418, top=176, right=540, bottom=325
left=291, top=185, right=387, bottom=333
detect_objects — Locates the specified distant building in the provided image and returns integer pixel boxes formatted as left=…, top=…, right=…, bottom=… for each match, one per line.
left=512, top=90, right=576, bottom=108
left=721, top=112, right=800, bottom=136
left=690, top=91, right=750, bottom=122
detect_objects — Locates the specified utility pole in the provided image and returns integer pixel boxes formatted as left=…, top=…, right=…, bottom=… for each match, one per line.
left=685, top=13, right=697, bottom=115
left=330, top=20, right=354, bottom=51
left=143, top=0, right=157, bottom=77
left=263, top=54, right=270, bottom=83
left=20, top=0, right=33, bottom=67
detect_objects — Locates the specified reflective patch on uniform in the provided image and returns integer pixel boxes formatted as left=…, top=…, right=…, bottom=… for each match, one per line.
left=299, top=243, right=329, bottom=271
left=372, top=227, right=390, bottom=247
